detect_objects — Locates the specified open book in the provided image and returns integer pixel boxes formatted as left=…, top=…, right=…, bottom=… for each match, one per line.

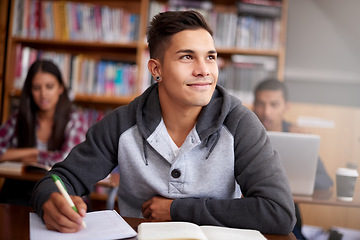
left=30, top=210, right=137, bottom=240
left=23, top=162, right=51, bottom=173
left=0, top=161, right=50, bottom=175
left=138, top=222, right=267, bottom=240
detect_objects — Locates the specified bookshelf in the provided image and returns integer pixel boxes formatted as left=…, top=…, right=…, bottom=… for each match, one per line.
left=2, top=0, right=288, bottom=123
left=0, top=0, right=10, bottom=121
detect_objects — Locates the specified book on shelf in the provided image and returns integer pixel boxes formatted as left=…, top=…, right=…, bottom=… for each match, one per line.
left=147, top=1, right=281, bottom=50
left=12, top=0, right=140, bottom=43
left=213, top=10, right=238, bottom=48
left=237, top=1, right=282, bottom=18
left=218, top=55, right=277, bottom=104
left=138, top=222, right=267, bottom=240
left=236, top=15, right=281, bottom=49
left=168, top=0, right=213, bottom=10
left=52, top=1, right=69, bottom=40
left=39, top=1, right=54, bottom=39
left=239, top=0, right=282, bottom=7
left=13, top=45, right=138, bottom=97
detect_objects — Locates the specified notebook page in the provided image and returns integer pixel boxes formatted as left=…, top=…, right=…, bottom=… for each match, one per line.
left=138, top=222, right=207, bottom=240
left=30, top=210, right=137, bottom=240
left=200, top=225, right=267, bottom=240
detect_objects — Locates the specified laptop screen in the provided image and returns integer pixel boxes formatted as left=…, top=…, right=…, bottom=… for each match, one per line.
left=267, top=131, right=321, bottom=195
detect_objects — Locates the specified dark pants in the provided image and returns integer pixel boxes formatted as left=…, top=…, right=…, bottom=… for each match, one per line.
left=293, top=203, right=307, bottom=240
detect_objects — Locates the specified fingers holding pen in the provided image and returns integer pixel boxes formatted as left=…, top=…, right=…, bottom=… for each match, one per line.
left=71, top=195, right=87, bottom=217
left=42, top=192, right=86, bottom=233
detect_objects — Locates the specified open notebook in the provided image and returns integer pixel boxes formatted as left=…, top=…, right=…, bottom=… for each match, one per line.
left=267, top=131, right=320, bottom=195
left=30, top=210, right=136, bottom=240
left=138, top=222, right=266, bottom=240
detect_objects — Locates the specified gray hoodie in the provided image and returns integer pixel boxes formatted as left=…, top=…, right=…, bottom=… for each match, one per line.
left=31, top=84, right=295, bottom=234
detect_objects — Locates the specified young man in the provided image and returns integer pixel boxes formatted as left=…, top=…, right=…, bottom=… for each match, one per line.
left=31, top=11, right=295, bottom=234
left=253, top=79, right=299, bottom=133
left=253, top=79, right=333, bottom=239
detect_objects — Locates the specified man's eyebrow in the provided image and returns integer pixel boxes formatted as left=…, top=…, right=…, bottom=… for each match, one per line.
left=176, top=49, right=217, bottom=54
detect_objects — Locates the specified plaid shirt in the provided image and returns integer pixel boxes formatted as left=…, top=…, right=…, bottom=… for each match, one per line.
left=0, top=108, right=89, bottom=166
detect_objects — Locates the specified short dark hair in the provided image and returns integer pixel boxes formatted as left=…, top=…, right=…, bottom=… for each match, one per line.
left=146, top=10, right=213, bottom=61
left=254, top=79, right=288, bottom=102
left=16, top=59, right=72, bottom=151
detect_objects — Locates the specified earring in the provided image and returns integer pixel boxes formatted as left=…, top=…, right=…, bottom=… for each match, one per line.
left=155, top=76, right=162, bottom=82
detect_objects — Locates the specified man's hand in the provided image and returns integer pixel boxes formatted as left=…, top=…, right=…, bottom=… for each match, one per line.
left=42, top=192, right=87, bottom=233
left=141, top=196, right=173, bottom=221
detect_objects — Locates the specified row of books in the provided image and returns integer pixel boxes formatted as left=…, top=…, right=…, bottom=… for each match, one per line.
left=14, top=45, right=138, bottom=97
left=218, top=55, right=277, bottom=104
left=12, top=0, right=140, bottom=43
left=237, top=0, right=282, bottom=18
left=149, top=0, right=281, bottom=49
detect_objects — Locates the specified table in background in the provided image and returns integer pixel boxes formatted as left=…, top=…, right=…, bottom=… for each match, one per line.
left=0, top=203, right=296, bottom=240
left=0, top=163, right=119, bottom=187
left=0, top=166, right=45, bottom=182
left=293, top=188, right=360, bottom=208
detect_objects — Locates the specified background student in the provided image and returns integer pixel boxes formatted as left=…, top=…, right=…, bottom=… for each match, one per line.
left=31, top=10, right=295, bottom=235
left=252, top=79, right=333, bottom=239
left=0, top=59, right=88, bottom=205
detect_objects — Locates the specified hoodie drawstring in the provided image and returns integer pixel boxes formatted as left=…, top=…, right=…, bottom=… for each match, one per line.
left=205, top=130, right=220, bottom=159
left=143, top=138, right=149, bottom=166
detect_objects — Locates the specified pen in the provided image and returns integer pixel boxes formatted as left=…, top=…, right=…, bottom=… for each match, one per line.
left=51, top=174, right=87, bottom=228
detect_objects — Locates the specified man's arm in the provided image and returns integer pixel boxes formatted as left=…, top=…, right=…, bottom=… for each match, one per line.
left=31, top=111, right=121, bottom=224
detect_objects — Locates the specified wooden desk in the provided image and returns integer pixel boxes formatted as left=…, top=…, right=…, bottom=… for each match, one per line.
left=0, top=164, right=120, bottom=210
left=0, top=203, right=296, bottom=240
left=293, top=188, right=360, bottom=208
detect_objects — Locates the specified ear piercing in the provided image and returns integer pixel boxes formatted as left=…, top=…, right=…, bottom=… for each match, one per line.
left=155, top=76, right=162, bottom=82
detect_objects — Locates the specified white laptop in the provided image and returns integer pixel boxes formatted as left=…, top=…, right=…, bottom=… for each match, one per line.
left=267, top=131, right=320, bottom=195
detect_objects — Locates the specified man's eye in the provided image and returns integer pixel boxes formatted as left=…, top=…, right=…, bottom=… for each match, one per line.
left=181, top=55, right=192, bottom=60
left=208, top=55, right=216, bottom=60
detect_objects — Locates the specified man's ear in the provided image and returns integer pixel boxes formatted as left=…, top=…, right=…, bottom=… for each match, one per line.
left=148, top=59, right=161, bottom=79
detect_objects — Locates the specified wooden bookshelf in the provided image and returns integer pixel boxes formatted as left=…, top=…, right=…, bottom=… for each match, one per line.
left=2, top=0, right=288, bottom=122
left=0, top=0, right=10, bottom=120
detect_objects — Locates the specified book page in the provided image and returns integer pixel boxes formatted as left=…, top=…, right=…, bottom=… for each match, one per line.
left=0, top=161, right=23, bottom=174
left=23, top=162, right=51, bottom=173
left=30, top=210, right=137, bottom=240
left=138, top=222, right=207, bottom=240
left=200, top=225, right=267, bottom=240
left=0, top=161, right=50, bottom=175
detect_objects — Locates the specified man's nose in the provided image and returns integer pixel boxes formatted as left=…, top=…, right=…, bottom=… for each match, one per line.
left=193, top=60, right=210, bottom=77
left=264, top=105, right=272, bottom=117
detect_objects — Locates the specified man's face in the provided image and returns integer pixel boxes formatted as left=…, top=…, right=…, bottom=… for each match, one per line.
left=253, top=90, right=288, bottom=131
left=158, top=29, right=218, bottom=110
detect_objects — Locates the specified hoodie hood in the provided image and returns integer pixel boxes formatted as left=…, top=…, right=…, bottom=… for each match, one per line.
left=135, top=83, right=243, bottom=162
left=136, top=83, right=242, bottom=141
